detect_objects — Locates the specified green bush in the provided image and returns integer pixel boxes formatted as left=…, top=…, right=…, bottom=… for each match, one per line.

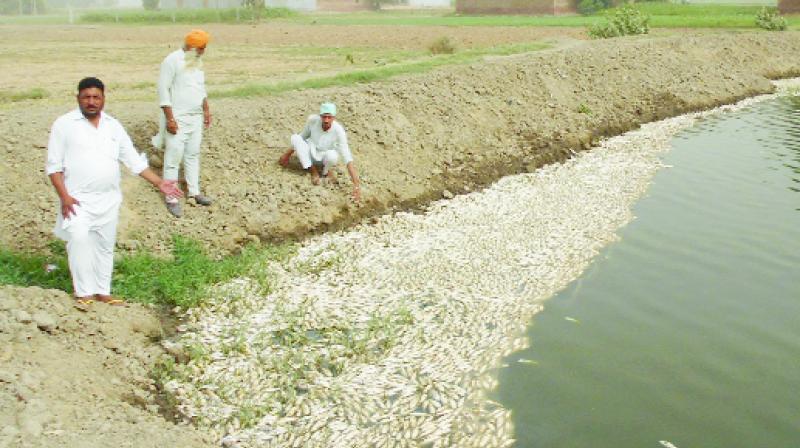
left=755, top=7, right=787, bottom=31
left=588, top=4, right=650, bottom=39
left=142, top=0, right=159, bottom=10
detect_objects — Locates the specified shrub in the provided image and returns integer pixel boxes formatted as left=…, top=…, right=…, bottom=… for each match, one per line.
left=142, top=0, right=159, bottom=10
left=755, top=7, right=787, bottom=31
left=429, top=36, right=456, bottom=55
left=588, top=4, right=650, bottom=39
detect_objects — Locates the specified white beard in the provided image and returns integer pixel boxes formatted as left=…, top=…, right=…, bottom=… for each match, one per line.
left=184, top=51, right=203, bottom=71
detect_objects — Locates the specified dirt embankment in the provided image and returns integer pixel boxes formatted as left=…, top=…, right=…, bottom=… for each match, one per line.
left=2, top=32, right=800, bottom=258
left=0, top=285, right=216, bottom=448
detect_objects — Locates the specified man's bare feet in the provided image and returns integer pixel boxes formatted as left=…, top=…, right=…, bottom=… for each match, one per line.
left=310, top=166, right=321, bottom=185
left=278, top=151, right=292, bottom=167
left=326, top=170, right=338, bottom=185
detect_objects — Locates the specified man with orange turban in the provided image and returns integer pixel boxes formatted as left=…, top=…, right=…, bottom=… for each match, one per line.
left=152, top=29, right=213, bottom=218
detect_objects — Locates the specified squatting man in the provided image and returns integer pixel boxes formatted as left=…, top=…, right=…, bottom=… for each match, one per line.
left=47, top=77, right=182, bottom=307
left=153, top=29, right=213, bottom=218
left=278, top=102, right=362, bottom=202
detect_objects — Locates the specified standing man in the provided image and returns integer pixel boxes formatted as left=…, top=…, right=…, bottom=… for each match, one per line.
left=153, top=28, right=212, bottom=218
left=47, top=77, right=182, bottom=306
left=278, top=103, right=361, bottom=202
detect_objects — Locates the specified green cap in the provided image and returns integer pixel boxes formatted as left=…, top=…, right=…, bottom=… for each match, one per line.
left=320, top=102, right=337, bottom=116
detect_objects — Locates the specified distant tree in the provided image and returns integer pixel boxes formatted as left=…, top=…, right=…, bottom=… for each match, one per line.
left=241, top=0, right=264, bottom=19
left=142, top=0, right=158, bottom=10
left=366, top=0, right=402, bottom=10
left=0, top=0, right=48, bottom=14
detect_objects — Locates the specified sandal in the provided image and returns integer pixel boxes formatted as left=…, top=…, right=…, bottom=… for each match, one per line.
left=73, top=298, right=93, bottom=312
left=95, top=295, right=126, bottom=307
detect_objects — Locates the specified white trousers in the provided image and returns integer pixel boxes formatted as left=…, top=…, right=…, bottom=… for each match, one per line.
left=59, top=204, right=120, bottom=297
left=291, top=134, right=339, bottom=175
left=164, top=114, right=204, bottom=196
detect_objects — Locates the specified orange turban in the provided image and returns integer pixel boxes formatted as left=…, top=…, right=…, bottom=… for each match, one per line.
left=184, top=29, right=210, bottom=49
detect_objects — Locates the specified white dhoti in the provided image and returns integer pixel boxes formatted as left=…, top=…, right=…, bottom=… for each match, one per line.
left=163, top=114, right=204, bottom=196
left=54, top=194, right=121, bottom=297
left=291, top=133, right=339, bottom=175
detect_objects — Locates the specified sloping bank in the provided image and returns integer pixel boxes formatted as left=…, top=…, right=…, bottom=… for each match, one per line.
left=2, top=32, right=800, bottom=256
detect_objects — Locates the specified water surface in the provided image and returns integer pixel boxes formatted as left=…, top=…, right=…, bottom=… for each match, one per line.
left=496, top=96, right=800, bottom=448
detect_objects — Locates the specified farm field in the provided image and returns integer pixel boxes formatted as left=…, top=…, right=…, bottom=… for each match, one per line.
left=0, top=22, right=584, bottom=104
left=1, top=8, right=800, bottom=447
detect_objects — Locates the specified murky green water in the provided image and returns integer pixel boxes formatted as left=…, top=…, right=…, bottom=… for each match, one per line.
left=496, top=96, right=800, bottom=448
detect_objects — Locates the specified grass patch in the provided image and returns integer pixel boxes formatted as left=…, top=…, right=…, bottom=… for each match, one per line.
left=0, top=241, right=72, bottom=292
left=0, top=87, right=48, bottom=103
left=214, top=41, right=548, bottom=98
left=298, top=6, right=800, bottom=29
left=0, top=236, right=293, bottom=308
left=79, top=7, right=295, bottom=24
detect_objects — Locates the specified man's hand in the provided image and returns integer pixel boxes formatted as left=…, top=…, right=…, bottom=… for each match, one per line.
left=166, top=119, right=179, bottom=135
left=60, top=194, right=80, bottom=219
left=158, top=179, right=183, bottom=198
left=204, top=111, right=212, bottom=129
left=352, top=185, right=361, bottom=203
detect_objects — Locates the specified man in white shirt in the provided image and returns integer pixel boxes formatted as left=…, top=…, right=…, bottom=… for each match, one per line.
left=278, top=103, right=361, bottom=202
left=47, top=77, right=182, bottom=307
left=153, top=29, right=212, bottom=217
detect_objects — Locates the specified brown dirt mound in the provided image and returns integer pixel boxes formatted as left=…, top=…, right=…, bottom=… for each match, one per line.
left=0, top=285, right=215, bottom=448
left=2, top=32, right=800, bottom=258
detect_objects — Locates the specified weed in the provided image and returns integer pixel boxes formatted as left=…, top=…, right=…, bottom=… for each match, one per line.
left=577, top=103, right=592, bottom=114
left=428, top=36, right=456, bottom=55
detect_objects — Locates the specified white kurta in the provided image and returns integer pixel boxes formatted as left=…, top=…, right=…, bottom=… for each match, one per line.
left=46, top=109, right=148, bottom=296
left=292, top=115, right=353, bottom=174
left=154, top=49, right=207, bottom=196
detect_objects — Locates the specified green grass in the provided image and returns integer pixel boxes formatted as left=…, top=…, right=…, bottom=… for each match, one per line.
left=0, top=241, right=72, bottom=293
left=297, top=11, right=600, bottom=27
left=78, top=7, right=295, bottom=24
left=214, top=41, right=549, bottom=98
left=0, top=236, right=293, bottom=308
left=0, top=87, right=48, bottom=103
left=0, top=14, right=72, bottom=25
left=4, top=4, right=799, bottom=28
left=634, top=2, right=792, bottom=28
